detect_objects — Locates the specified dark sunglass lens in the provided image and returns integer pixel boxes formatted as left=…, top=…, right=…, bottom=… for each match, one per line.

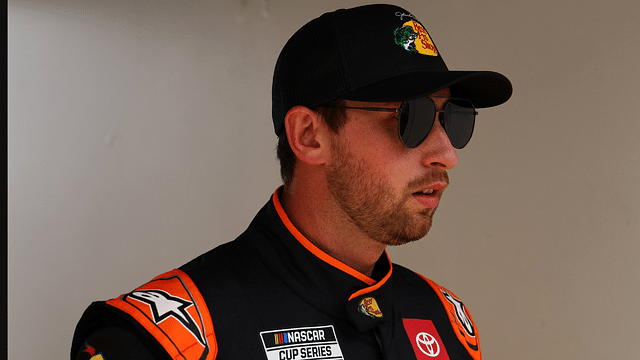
left=398, top=102, right=409, bottom=136
left=399, top=98, right=435, bottom=148
left=444, top=99, right=475, bottom=149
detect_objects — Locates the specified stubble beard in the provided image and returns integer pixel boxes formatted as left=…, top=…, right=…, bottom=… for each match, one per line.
left=325, top=139, right=441, bottom=247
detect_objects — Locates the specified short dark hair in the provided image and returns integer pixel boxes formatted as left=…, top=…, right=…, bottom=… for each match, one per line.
left=276, top=99, right=347, bottom=186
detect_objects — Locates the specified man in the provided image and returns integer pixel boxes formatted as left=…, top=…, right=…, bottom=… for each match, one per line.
left=71, top=4, right=511, bottom=360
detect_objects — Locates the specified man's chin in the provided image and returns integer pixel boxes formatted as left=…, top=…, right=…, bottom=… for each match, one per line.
left=380, top=219, right=433, bottom=247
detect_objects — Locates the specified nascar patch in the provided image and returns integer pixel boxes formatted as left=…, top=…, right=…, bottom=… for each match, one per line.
left=260, top=325, right=344, bottom=360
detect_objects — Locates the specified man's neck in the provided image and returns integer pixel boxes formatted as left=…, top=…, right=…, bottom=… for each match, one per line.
left=279, top=183, right=386, bottom=278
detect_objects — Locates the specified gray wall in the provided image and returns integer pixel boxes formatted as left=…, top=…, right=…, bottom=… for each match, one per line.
left=8, top=1, right=640, bottom=359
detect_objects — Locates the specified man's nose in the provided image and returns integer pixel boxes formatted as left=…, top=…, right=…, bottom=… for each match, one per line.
left=419, top=117, right=458, bottom=170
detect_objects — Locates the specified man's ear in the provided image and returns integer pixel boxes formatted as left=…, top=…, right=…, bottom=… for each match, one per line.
left=284, top=105, right=330, bottom=166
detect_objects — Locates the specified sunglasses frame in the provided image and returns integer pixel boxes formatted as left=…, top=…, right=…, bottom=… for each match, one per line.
left=318, top=97, right=477, bottom=149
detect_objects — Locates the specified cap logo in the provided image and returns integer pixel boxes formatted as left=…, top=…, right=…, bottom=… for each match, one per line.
left=393, top=20, right=438, bottom=56
left=358, top=297, right=383, bottom=318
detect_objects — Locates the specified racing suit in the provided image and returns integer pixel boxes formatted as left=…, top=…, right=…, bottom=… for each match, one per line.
left=71, top=189, right=482, bottom=360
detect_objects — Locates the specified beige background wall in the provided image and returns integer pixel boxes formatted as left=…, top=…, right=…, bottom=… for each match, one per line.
left=8, top=1, right=640, bottom=359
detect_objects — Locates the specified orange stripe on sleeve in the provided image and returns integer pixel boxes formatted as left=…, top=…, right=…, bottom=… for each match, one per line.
left=420, top=275, right=482, bottom=360
left=106, top=269, right=218, bottom=360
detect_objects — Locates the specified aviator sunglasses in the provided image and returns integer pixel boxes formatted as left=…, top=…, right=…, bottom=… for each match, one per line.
left=321, top=97, right=477, bottom=149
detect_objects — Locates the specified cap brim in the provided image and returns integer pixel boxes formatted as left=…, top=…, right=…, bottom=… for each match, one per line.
left=339, top=70, right=512, bottom=109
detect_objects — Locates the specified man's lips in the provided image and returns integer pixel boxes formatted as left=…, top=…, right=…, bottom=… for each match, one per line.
left=411, top=182, right=448, bottom=208
left=414, top=182, right=448, bottom=194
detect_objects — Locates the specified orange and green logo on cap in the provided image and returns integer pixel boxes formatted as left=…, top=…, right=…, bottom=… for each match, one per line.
left=394, top=20, right=438, bottom=56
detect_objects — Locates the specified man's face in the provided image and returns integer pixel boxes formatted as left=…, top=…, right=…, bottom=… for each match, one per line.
left=325, top=88, right=458, bottom=246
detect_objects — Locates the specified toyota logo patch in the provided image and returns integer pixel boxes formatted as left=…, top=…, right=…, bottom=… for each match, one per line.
left=402, top=319, right=450, bottom=360
left=416, top=332, right=440, bottom=357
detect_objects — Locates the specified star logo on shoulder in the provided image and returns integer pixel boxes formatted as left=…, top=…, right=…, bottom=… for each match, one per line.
left=127, top=289, right=205, bottom=345
left=441, top=289, right=475, bottom=337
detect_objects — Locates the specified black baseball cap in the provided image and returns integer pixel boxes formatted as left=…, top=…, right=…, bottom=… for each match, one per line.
left=272, top=4, right=513, bottom=135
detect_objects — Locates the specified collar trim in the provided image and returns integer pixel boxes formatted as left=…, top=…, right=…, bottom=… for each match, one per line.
left=272, top=188, right=377, bottom=286
left=347, top=252, right=393, bottom=301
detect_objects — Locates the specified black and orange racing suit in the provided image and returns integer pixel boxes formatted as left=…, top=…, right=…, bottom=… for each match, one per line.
left=71, top=189, right=482, bottom=360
